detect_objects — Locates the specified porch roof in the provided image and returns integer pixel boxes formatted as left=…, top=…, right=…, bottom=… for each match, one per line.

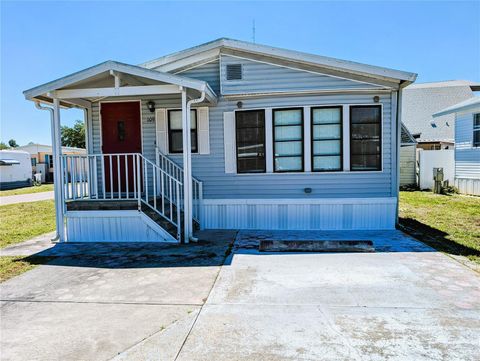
left=23, top=60, right=217, bottom=108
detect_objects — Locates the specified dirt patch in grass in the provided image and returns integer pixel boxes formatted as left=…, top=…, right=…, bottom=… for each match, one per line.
left=399, top=191, right=480, bottom=264
left=0, top=200, right=56, bottom=249
left=0, top=256, right=55, bottom=282
left=0, top=184, right=54, bottom=197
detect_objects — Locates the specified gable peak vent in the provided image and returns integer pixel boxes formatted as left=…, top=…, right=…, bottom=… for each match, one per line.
left=226, top=64, right=243, bottom=80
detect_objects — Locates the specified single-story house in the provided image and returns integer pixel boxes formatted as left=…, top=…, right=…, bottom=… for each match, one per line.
left=402, top=80, right=480, bottom=150
left=17, top=143, right=85, bottom=183
left=433, top=97, right=480, bottom=195
left=0, top=150, right=32, bottom=190
left=23, top=38, right=417, bottom=243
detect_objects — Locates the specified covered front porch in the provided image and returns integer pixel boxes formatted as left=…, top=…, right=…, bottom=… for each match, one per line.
left=23, top=61, right=217, bottom=243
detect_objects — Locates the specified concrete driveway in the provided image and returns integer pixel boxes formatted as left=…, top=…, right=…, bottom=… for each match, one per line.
left=1, top=230, right=479, bottom=360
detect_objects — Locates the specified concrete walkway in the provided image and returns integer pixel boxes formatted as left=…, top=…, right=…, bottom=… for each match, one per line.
left=1, top=230, right=479, bottom=360
left=0, top=191, right=54, bottom=206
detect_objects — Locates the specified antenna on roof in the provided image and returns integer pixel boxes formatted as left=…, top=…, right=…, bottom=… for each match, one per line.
left=252, top=19, right=256, bottom=43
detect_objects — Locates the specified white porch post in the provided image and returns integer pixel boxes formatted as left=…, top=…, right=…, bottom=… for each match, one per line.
left=181, top=89, right=191, bottom=243
left=52, top=99, right=65, bottom=241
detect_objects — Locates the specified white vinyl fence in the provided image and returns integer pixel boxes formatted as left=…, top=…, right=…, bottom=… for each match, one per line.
left=417, top=149, right=454, bottom=190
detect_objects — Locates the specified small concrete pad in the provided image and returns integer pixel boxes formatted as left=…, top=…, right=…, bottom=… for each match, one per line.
left=259, top=239, right=374, bottom=252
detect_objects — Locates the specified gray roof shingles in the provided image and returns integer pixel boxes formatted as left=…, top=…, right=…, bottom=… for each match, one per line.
left=401, top=81, right=477, bottom=143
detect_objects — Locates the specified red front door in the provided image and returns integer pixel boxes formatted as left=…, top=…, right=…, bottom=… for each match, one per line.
left=101, top=102, right=142, bottom=194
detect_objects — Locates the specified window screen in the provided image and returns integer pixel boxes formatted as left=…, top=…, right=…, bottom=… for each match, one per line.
left=168, top=110, right=197, bottom=153
left=350, top=105, right=382, bottom=171
left=235, top=110, right=266, bottom=173
left=311, top=107, right=342, bottom=171
left=273, top=108, right=303, bottom=172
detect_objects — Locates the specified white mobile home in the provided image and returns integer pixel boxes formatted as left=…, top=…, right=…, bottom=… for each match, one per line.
left=23, top=38, right=417, bottom=243
left=0, top=150, right=32, bottom=190
left=433, top=97, right=480, bottom=195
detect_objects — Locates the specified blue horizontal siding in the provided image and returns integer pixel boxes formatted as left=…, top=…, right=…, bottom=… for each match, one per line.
left=179, top=60, right=220, bottom=94
left=454, top=112, right=480, bottom=179
left=220, top=55, right=383, bottom=95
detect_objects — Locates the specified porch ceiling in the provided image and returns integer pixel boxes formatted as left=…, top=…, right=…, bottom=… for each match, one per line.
left=23, top=60, right=217, bottom=108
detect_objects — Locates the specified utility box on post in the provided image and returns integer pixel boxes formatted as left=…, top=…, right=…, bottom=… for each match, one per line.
left=433, top=167, right=444, bottom=194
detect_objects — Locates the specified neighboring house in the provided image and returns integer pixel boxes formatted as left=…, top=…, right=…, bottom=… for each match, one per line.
left=16, top=143, right=85, bottom=183
left=23, top=38, right=416, bottom=243
left=402, top=80, right=479, bottom=150
left=433, top=97, right=480, bottom=195
left=0, top=150, right=32, bottom=190
left=399, top=123, right=417, bottom=186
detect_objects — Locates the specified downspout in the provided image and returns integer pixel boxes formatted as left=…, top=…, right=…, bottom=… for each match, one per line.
left=185, top=89, right=206, bottom=242
left=34, top=101, right=61, bottom=242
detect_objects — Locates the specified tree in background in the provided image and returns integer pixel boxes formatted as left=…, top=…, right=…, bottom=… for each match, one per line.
left=0, top=142, right=9, bottom=150
left=8, top=139, right=18, bottom=148
left=61, top=120, right=85, bottom=148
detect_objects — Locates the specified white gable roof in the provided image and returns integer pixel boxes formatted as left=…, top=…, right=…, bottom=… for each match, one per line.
left=141, top=38, right=417, bottom=85
left=433, top=97, right=480, bottom=117
left=23, top=60, right=217, bottom=106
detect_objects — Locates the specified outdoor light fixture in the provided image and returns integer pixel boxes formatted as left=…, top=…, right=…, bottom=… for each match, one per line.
left=237, top=101, right=243, bottom=109
left=147, top=101, right=156, bottom=113
left=373, top=96, right=380, bottom=103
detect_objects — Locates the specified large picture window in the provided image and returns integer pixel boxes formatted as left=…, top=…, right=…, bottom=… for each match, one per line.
left=311, top=107, right=342, bottom=171
left=235, top=110, right=266, bottom=173
left=273, top=108, right=303, bottom=172
left=474, top=113, right=480, bottom=147
left=168, top=109, right=197, bottom=153
left=350, top=105, right=382, bottom=171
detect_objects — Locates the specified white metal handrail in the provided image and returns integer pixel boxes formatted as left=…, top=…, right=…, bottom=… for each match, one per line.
left=156, top=149, right=203, bottom=223
left=61, top=153, right=183, bottom=240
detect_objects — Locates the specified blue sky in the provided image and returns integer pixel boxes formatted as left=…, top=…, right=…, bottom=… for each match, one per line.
left=1, top=0, right=479, bottom=146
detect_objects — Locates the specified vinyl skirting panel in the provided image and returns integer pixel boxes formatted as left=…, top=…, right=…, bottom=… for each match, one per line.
left=456, top=178, right=480, bottom=196
left=65, top=210, right=177, bottom=242
left=202, top=197, right=397, bottom=230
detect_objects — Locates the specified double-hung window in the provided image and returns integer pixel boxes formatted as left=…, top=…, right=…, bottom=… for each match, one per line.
left=168, top=109, right=197, bottom=153
left=350, top=105, right=382, bottom=171
left=474, top=113, right=480, bottom=147
left=311, top=107, right=342, bottom=171
left=235, top=110, right=266, bottom=173
left=273, top=108, right=303, bottom=172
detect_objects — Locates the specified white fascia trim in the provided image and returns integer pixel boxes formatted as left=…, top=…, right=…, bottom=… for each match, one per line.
left=141, top=38, right=416, bottom=83
left=203, top=197, right=397, bottom=205
left=222, top=88, right=392, bottom=99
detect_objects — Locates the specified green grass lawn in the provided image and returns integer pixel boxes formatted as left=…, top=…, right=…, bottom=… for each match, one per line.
left=399, top=191, right=480, bottom=264
left=0, top=184, right=54, bottom=197
left=0, top=200, right=56, bottom=282
left=0, top=256, right=51, bottom=283
left=0, top=200, right=56, bottom=249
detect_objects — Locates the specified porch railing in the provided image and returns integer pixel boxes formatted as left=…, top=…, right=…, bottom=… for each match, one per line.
left=61, top=153, right=183, bottom=240
left=156, top=149, right=203, bottom=223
